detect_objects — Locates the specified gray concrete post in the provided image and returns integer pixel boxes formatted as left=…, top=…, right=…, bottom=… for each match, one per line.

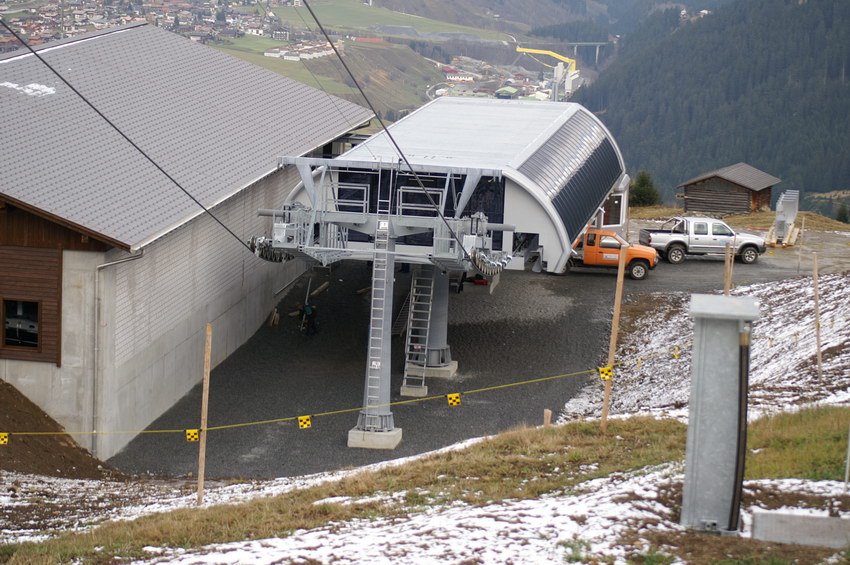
left=681, top=294, right=760, bottom=534
left=349, top=237, right=402, bottom=449
left=425, top=268, right=452, bottom=367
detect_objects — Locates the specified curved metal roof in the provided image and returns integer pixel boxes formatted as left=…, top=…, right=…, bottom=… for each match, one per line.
left=342, top=97, right=625, bottom=242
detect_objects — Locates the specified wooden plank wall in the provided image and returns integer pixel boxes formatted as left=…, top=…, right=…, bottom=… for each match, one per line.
left=0, top=201, right=110, bottom=251
left=0, top=246, right=61, bottom=365
left=684, top=178, right=751, bottom=215
left=752, top=188, right=772, bottom=211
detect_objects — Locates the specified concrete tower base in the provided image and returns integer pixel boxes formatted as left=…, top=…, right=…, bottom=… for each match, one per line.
left=347, top=427, right=403, bottom=450
left=405, top=360, right=459, bottom=379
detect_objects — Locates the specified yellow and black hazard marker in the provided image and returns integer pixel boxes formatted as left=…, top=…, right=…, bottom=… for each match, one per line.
left=446, top=393, right=461, bottom=407
left=298, top=415, right=312, bottom=429
left=185, top=429, right=200, bottom=442
left=0, top=433, right=8, bottom=445
left=597, top=366, right=614, bottom=381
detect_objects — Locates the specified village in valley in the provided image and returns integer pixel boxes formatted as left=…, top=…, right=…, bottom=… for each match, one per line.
left=1, top=0, right=586, bottom=101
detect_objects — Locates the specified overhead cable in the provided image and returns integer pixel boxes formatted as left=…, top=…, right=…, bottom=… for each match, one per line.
left=301, top=0, right=474, bottom=262
left=0, top=18, right=254, bottom=254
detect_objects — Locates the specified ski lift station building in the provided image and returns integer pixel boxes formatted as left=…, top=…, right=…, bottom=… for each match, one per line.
left=1, top=24, right=626, bottom=460
left=287, top=97, right=629, bottom=274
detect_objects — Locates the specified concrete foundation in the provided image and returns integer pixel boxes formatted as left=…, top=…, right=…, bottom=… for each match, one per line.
left=400, top=384, right=428, bottom=397
left=347, top=427, right=403, bottom=449
left=752, top=511, right=850, bottom=549
left=405, top=360, right=459, bottom=379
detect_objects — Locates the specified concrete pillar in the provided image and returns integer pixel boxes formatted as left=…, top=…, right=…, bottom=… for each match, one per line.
left=681, top=294, right=760, bottom=534
left=425, top=268, right=451, bottom=367
left=349, top=236, right=402, bottom=449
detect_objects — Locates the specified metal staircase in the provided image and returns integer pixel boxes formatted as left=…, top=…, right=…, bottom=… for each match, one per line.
left=391, top=291, right=412, bottom=337
left=401, top=265, right=435, bottom=393
left=359, top=195, right=394, bottom=432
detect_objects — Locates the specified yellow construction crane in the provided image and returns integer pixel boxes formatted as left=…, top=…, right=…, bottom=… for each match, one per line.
left=515, top=47, right=577, bottom=74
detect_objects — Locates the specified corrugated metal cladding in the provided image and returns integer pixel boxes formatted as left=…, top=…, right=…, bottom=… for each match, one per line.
left=0, top=24, right=371, bottom=249
left=113, top=168, right=298, bottom=366
left=517, top=110, right=622, bottom=241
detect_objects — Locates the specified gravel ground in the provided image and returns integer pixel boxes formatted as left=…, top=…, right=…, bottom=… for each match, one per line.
left=109, top=226, right=849, bottom=479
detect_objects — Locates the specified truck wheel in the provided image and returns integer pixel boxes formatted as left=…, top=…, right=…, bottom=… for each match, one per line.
left=739, top=246, right=759, bottom=264
left=666, top=244, right=686, bottom=264
left=628, top=260, right=649, bottom=280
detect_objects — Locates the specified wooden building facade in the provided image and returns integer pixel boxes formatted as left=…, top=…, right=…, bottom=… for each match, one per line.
left=0, top=199, right=112, bottom=366
left=679, top=163, right=780, bottom=215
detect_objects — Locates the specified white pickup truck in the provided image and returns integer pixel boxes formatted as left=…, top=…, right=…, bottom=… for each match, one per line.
left=638, top=217, right=766, bottom=264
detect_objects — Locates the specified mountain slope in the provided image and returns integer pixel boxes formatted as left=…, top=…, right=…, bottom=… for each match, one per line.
left=573, top=0, right=850, bottom=200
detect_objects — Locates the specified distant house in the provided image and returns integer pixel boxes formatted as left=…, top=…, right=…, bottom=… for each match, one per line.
left=0, top=23, right=371, bottom=459
left=446, top=73, right=474, bottom=82
left=678, top=162, right=780, bottom=215
left=494, top=86, right=518, bottom=99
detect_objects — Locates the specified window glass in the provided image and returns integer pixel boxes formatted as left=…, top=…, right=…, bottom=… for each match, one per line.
left=712, top=223, right=733, bottom=236
left=4, top=300, right=39, bottom=348
left=600, top=236, right=621, bottom=249
left=586, top=233, right=597, bottom=246
left=693, top=222, right=708, bottom=235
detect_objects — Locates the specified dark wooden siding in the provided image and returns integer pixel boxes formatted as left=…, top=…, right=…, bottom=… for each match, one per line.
left=753, top=188, right=772, bottom=211
left=684, top=178, right=751, bottom=215
left=0, top=201, right=111, bottom=251
left=0, top=246, right=62, bottom=365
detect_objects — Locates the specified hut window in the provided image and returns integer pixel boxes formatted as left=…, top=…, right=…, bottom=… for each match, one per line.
left=4, top=299, right=39, bottom=348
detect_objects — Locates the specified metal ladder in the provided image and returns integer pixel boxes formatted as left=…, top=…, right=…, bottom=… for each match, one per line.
left=401, top=265, right=435, bottom=391
left=362, top=196, right=392, bottom=430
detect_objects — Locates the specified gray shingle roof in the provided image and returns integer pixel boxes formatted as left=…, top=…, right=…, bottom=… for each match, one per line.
left=678, top=162, right=780, bottom=192
left=0, top=24, right=372, bottom=249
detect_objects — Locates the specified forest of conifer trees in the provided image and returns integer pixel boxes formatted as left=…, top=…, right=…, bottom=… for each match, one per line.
left=572, top=0, right=850, bottom=203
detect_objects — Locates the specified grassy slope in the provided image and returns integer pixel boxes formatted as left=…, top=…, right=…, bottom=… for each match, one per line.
left=268, top=0, right=508, bottom=41
left=7, top=406, right=850, bottom=563
left=628, top=206, right=850, bottom=232
left=211, top=37, right=444, bottom=113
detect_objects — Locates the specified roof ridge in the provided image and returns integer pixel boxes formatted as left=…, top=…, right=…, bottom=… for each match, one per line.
left=0, top=22, right=147, bottom=64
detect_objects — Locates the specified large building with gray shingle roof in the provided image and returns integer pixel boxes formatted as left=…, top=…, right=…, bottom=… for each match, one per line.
left=0, top=23, right=371, bottom=458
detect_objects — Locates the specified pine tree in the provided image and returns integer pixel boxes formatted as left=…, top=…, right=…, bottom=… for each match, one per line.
left=629, top=171, right=661, bottom=207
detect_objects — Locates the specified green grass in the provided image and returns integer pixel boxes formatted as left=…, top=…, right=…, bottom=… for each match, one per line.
left=271, top=0, right=507, bottom=41
left=6, top=408, right=848, bottom=562
left=210, top=38, right=443, bottom=113
left=7, top=418, right=686, bottom=564
left=747, top=405, right=850, bottom=480
left=210, top=40, right=355, bottom=96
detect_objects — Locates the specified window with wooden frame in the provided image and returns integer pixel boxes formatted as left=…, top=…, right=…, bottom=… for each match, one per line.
left=0, top=247, right=61, bottom=365
left=3, top=299, right=41, bottom=349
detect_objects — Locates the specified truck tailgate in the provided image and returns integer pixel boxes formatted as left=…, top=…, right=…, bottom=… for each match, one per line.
left=638, top=229, right=652, bottom=246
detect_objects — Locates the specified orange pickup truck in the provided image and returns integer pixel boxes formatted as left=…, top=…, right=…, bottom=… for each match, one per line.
left=569, top=227, right=659, bottom=280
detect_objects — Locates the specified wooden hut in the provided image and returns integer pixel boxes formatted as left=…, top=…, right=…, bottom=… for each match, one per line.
left=678, top=163, right=780, bottom=215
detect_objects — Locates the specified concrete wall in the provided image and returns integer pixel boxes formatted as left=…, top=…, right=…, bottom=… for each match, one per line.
left=503, top=178, right=566, bottom=272
left=94, top=167, right=305, bottom=459
left=0, top=250, right=104, bottom=449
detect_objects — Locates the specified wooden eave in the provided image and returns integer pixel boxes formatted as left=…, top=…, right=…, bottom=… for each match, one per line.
left=0, top=194, right=130, bottom=251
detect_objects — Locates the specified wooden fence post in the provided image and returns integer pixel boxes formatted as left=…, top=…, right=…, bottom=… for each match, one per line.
left=813, top=253, right=823, bottom=379
left=601, top=245, right=627, bottom=433
left=197, top=323, right=212, bottom=506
